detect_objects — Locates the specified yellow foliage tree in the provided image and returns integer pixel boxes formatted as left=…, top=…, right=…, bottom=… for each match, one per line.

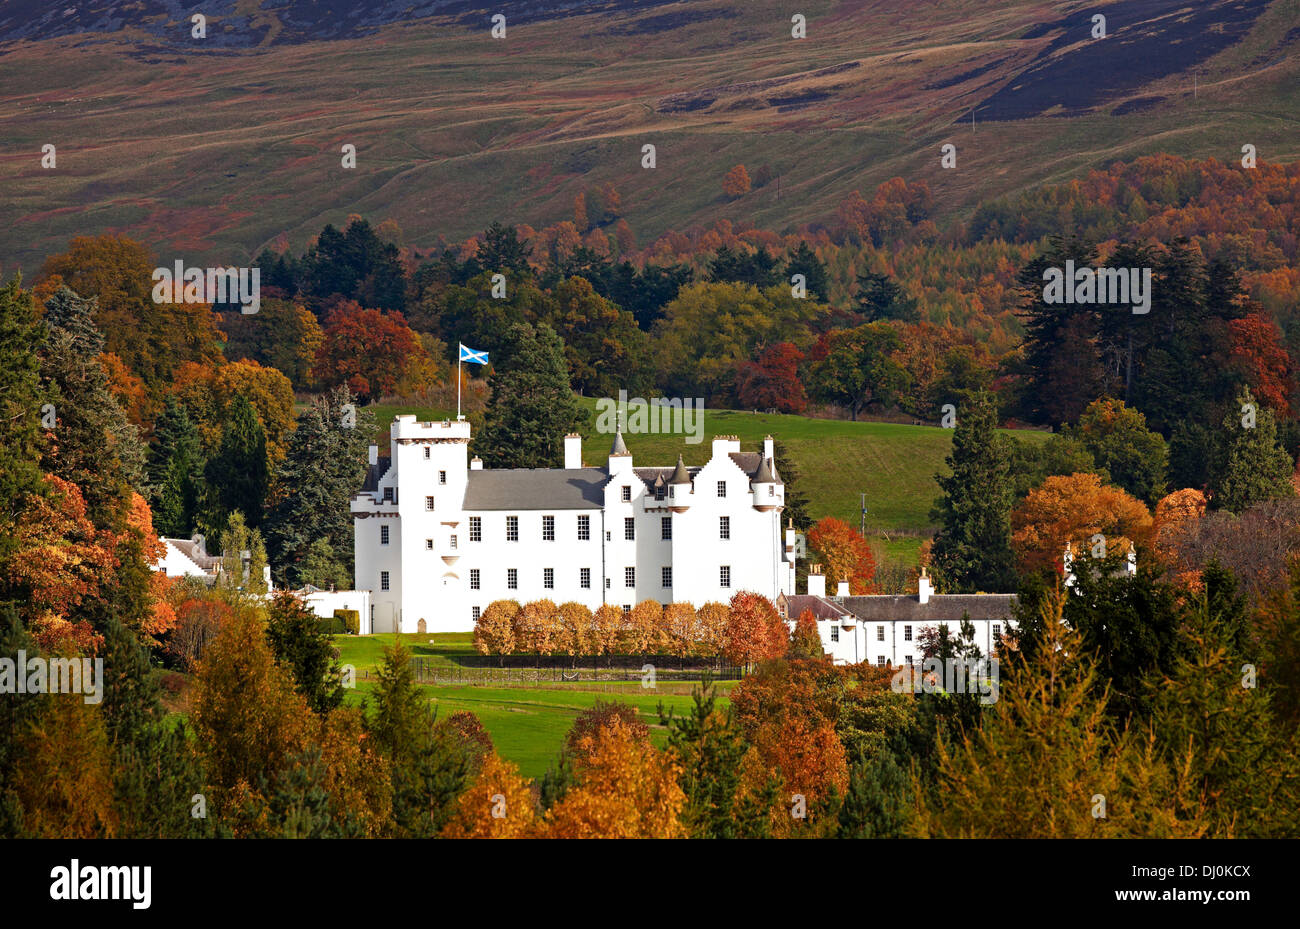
left=1011, top=472, right=1153, bottom=575
left=474, top=600, right=519, bottom=655
left=542, top=719, right=686, bottom=838
left=442, top=752, right=537, bottom=838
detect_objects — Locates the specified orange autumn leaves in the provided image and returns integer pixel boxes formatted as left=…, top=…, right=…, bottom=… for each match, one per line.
left=9, top=475, right=175, bottom=652
left=1011, top=472, right=1153, bottom=574
left=442, top=719, right=686, bottom=839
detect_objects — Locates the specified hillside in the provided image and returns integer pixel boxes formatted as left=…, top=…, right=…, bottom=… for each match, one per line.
left=3, top=0, right=1298, bottom=272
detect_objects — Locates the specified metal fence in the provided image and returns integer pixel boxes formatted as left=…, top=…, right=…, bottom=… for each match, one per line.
left=408, top=653, right=742, bottom=685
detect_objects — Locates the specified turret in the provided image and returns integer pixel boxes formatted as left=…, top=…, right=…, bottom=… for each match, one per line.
left=668, top=454, right=692, bottom=512
left=752, top=455, right=781, bottom=511
left=608, top=430, right=633, bottom=476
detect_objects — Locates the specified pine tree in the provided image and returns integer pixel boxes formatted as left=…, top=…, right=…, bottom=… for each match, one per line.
left=1213, top=387, right=1295, bottom=514
left=38, top=286, right=147, bottom=525
left=264, top=387, right=373, bottom=587
left=204, top=393, right=269, bottom=533
left=476, top=322, right=587, bottom=469
left=0, top=278, right=45, bottom=574
left=0, top=603, right=43, bottom=837
left=266, top=593, right=345, bottom=715
left=783, top=242, right=829, bottom=301
left=929, top=391, right=1017, bottom=593
left=146, top=396, right=206, bottom=537
left=837, top=748, right=914, bottom=838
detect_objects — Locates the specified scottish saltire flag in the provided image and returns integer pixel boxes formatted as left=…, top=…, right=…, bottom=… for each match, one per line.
left=459, top=343, right=489, bottom=365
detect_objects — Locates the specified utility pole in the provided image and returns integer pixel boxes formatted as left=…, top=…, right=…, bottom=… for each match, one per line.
left=860, top=493, right=868, bottom=538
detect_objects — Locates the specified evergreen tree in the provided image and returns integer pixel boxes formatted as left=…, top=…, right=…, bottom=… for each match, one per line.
left=367, top=639, right=470, bottom=837
left=1213, top=388, right=1295, bottom=513
left=855, top=269, right=918, bottom=323
left=658, top=677, right=768, bottom=838
left=837, top=748, right=913, bottom=838
left=266, top=593, right=345, bottom=715
left=146, top=396, right=206, bottom=538
left=784, top=242, right=829, bottom=301
left=476, top=322, right=588, bottom=469
left=0, top=603, right=42, bottom=837
left=265, top=387, right=373, bottom=588
left=929, top=391, right=1017, bottom=593
left=1066, top=398, right=1168, bottom=504
left=479, top=221, right=532, bottom=275
left=773, top=439, right=811, bottom=532
left=38, top=286, right=147, bottom=524
left=204, top=394, right=269, bottom=532
left=297, top=538, right=351, bottom=590
left=708, top=245, right=782, bottom=289
left=0, top=278, right=45, bottom=575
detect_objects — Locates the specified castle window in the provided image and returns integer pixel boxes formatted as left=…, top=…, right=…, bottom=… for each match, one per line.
left=383, top=487, right=393, bottom=503
left=507, top=568, right=517, bottom=590
left=904, top=625, right=912, bottom=642
left=542, top=515, right=555, bottom=541
left=424, top=496, right=435, bottom=511
left=661, top=566, right=672, bottom=588
left=470, top=569, right=480, bottom=590
left=424, top=448, right=430, bottom=459
left=831, top=625, right=839, bottom=643
left=439, top=470, right=446, bottom=484
left=605, top=577, right=611, bottom=589
left=425, top=538, right=433, bottom=550
left=578, top=515, right=590, bottom=540
left=905, top=655, right=913, bottom=667
left=506, top=516, right=518, bottom=542
left=472, top=606, right=481, bottom=622
left=661, top=517, right=672, bottom=541
left=769, top=485, right=775, bottom=496
left=469, top=517, right=481, bottom=542
left=621, top=486, right=631, bottom=502
left=993, top=623, right=1002, bottom=638
left=625, top=567, right=635, bottom=587
left=450, top=535, right=457, bottom=549
left=717, top=481, right=726, bottom=498
left=380, top=525, right=389, bottom=545
left=544, top=568, right=554, bottom=590
left=380, top=571, right=390, bottom=592
left=876, top=626, right=885, bottom=642
left=624, top=518, right=635, bottom=541
left=720, top=565, right=731, bottom=588
left=877, top=656, right=887, bottom=667
left=580, top=568, right=591, bottom=589
left=719, top=516, right=730, bottom=540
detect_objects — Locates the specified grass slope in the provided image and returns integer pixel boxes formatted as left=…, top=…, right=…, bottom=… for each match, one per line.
left=3, top=0, right=1298, bottom=271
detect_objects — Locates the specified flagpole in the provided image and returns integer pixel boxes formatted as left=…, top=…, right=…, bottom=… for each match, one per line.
left=457, top=350, right=463, bottom=421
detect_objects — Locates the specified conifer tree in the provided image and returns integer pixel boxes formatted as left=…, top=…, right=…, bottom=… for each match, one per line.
left=1213, top=387, right=1295, bottom=514
left=476, top=322, right=587, bottom=469
left=265, top=387, right=373, bottom=588
left=0, top=278, right=45, bottom=573
left=146, top=396, right=206, bottom=538
left=204, top=393, right=269, bottom=533
left=837, top=748, right=914, bottom=838
left=266, top=593, right=345, bottom=715
left=929, top=391, right=1017, bottom=593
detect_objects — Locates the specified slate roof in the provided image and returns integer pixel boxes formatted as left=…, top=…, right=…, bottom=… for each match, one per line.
left=728, top=451, right=784, bottom=485
left=784, top=595, right=853, bottom=621
left=841, top=594, right=1017, bottom=623
left=162, top=537, right=220, bottom=573
left=462, top=468, right=608, bottom=510
left=360, top=456, right=391, bottom=493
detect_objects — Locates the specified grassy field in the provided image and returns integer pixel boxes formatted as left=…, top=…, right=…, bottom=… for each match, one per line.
left=334, top=633, right=730, bottom=779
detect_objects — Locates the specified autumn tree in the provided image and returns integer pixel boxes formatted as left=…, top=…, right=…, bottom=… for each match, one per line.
left=789, top=609, right=825, bottom=660
left=723, top=592, right=787, bottom=670
left=736, top=342, right=806, bottom=413
left=1065, top=398, right=1168, bottom=504
left=311, top=304, right=433, bottom=404
left=722, top=164, right=752, bottom=199
left=441, top=752, right=536, bottom=838
left=542, top=718, right=686, bottom=838
left=474, top=600, right=520, bottom=656
left=1011, top=472, right=1154, bottom=576
left=807, top=517, right=878, bottom=594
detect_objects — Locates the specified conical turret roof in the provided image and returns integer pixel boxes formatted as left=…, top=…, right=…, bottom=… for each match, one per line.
left=754, top=456, right=776, bottom=483
left=670, top=454, right=692, bottom=484
left=610, top=431, right=629, bottom=456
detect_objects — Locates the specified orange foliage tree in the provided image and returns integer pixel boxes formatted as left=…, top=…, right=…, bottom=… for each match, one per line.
left=441, top=752, right=536, bottom=838
left=473, top=599, right=519, bottom=655
left=1011, top=472, right=1154, bottom=575
left=807, top=517, right=878, bottom=594
left=722, top=164, right=752, bottom=199
left=542, top=718, right=686, bottom=838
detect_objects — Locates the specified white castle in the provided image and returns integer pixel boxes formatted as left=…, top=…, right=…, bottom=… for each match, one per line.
left=352, top=416, right=797, bottom=634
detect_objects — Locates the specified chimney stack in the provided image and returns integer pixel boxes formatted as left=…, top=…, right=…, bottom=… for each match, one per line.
left=367, top=444, right=378, bottom=466
left=836, top=580, right=850, bottom=598
left=807, top=564, right=826, bottom=598
left=470, top=457, right=484, bottom=471
left=564, top=433, right=582, bottom=469
left=918, top=566, right=933, bottom=604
